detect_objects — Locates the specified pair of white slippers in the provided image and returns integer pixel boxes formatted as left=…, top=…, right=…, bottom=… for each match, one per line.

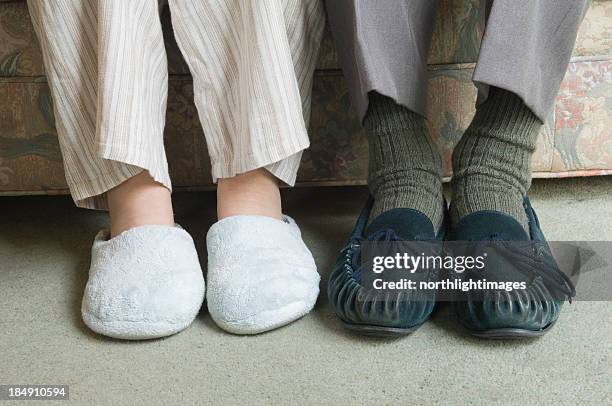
left=81, top=215, right=320, bottom=339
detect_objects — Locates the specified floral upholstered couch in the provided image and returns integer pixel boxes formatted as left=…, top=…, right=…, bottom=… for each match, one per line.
left=0, top=0, right=610, bottom=195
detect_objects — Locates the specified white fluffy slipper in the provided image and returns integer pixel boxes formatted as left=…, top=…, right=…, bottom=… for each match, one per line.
left=206, top=215, right=320, bottom=334
left=82, top=225, right=205, bottom=340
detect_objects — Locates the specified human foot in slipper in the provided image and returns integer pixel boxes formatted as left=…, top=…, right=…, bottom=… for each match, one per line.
left=82, top=173, right=205, bottom=340
left=82, top=225, right=205, bottom=340
left=206, top=169, right=319, bottom=334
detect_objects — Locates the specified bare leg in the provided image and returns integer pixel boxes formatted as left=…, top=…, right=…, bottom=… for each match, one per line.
left=107, top=171, right=174, bottom=237
left=216, top=169, right=282, bottom=220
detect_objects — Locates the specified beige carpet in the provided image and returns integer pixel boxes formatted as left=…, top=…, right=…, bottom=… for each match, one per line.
left=1, top=177, right=611, bottom=405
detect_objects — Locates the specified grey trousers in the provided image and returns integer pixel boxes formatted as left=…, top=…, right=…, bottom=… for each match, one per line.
left=325, top=0, right=590, bottom=122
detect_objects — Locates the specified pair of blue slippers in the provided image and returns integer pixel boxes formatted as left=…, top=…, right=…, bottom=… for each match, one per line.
left=328, top=197, right=576, bottom=339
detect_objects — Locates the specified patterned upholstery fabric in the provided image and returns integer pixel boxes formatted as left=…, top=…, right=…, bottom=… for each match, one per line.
left=0, top=0, right=610, bottom=195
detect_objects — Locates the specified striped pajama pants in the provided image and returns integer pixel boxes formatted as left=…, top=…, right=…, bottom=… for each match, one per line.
left=28, top=0, right=325, bottom=209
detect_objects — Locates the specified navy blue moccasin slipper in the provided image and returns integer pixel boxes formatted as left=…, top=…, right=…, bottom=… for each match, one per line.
left=449, top=197, right=575, bottom=339
left=328, top=197, right=448, bottom=337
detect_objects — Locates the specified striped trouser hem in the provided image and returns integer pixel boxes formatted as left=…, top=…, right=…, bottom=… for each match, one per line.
left=28, top=0, right=324, bottom=209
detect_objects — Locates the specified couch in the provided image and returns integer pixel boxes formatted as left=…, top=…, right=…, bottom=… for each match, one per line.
left=0, top=0, right=610, bottom=196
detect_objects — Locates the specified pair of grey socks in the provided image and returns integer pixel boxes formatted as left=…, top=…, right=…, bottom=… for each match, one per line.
left=365, top=88, right=542, bottom=232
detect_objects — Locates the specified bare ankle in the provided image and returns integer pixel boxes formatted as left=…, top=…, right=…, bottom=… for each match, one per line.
left=217, top=169, right=282, bottom=220
left=107, top=171, right=174, bottom=237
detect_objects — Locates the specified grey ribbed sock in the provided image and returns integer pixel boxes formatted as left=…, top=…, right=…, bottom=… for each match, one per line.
left=451, top=87, right=543, bottom=231
left=365, top=92, right=444, bottom=230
